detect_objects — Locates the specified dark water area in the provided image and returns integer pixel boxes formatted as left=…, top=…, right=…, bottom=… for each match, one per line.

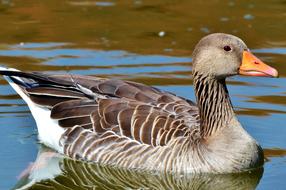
left=0, top=0, right=285, bottom=189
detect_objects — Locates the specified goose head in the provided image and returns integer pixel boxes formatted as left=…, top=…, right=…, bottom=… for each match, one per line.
left=192, top=33, right=278, bottom=79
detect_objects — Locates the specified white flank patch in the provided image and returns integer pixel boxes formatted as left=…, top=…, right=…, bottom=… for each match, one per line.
left=0, top=67, right=64, bottom=153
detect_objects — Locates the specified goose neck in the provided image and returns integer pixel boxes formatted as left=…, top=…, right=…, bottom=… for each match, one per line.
left=193, top=72, right=235, bottom=137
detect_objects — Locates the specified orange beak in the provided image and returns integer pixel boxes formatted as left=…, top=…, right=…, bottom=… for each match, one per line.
left=239, top=51, right=278, bottom=77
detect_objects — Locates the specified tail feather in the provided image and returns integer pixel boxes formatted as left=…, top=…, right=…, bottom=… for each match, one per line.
left=0, top=68, right=75, bottom=86
left=0, top=67, right=65, bottom=152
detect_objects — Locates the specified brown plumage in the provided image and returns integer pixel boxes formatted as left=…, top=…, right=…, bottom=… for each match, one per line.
left=0, top=33, right=278, bottom=173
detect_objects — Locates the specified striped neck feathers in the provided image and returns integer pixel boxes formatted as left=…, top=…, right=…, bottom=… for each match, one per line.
left=193, top=72, right=235, bottom=138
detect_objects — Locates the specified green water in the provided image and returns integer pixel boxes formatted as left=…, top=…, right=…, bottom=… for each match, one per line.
left=0, top=1, right=285, bottom=189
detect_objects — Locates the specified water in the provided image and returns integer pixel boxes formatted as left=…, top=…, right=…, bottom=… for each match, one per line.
left=0, top=0, right=285, bottom=189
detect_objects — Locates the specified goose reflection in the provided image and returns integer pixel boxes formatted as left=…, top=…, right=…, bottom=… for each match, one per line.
left=14, top=146, right=263, bottom=190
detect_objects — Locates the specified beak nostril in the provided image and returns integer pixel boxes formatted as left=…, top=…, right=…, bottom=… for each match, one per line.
left=254, top=61, right=259, bottom=65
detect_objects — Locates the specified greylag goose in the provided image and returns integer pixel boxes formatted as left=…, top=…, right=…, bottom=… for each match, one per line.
left=0, top=33, right=278, bottom=173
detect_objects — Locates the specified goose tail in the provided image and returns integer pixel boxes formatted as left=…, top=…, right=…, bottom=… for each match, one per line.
left=0, top=67, right=64, bottom=153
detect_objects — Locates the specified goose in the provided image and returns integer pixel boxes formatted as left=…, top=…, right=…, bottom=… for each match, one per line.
left=0, top=33, right=278, bottom=173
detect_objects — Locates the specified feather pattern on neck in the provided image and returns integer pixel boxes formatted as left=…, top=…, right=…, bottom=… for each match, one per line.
left=193, top=72, right=235, bottom=138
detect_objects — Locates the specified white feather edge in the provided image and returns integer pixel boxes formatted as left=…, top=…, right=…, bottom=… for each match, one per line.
left=0, top=67, right=64, bottom=153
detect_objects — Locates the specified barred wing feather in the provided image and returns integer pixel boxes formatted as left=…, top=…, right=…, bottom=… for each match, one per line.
left=0, top=69, right=200, bottom=169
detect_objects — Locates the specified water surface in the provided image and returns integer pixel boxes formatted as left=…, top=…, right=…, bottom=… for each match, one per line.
left=0, top=1, right=285, bottom=189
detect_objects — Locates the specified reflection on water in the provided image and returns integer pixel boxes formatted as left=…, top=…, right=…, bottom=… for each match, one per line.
left=0, top=0, right=285, bottom=189
left=13, top=146, right=263, bottom=190
left=264, top=148, right=286, bottom=160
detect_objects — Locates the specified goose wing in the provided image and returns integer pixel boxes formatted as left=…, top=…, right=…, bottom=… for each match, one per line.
left=0, top=70, right=200, bottom=148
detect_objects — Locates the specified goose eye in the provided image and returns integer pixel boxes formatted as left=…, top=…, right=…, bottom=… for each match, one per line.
left=223, top=46, right=232, bottom=52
